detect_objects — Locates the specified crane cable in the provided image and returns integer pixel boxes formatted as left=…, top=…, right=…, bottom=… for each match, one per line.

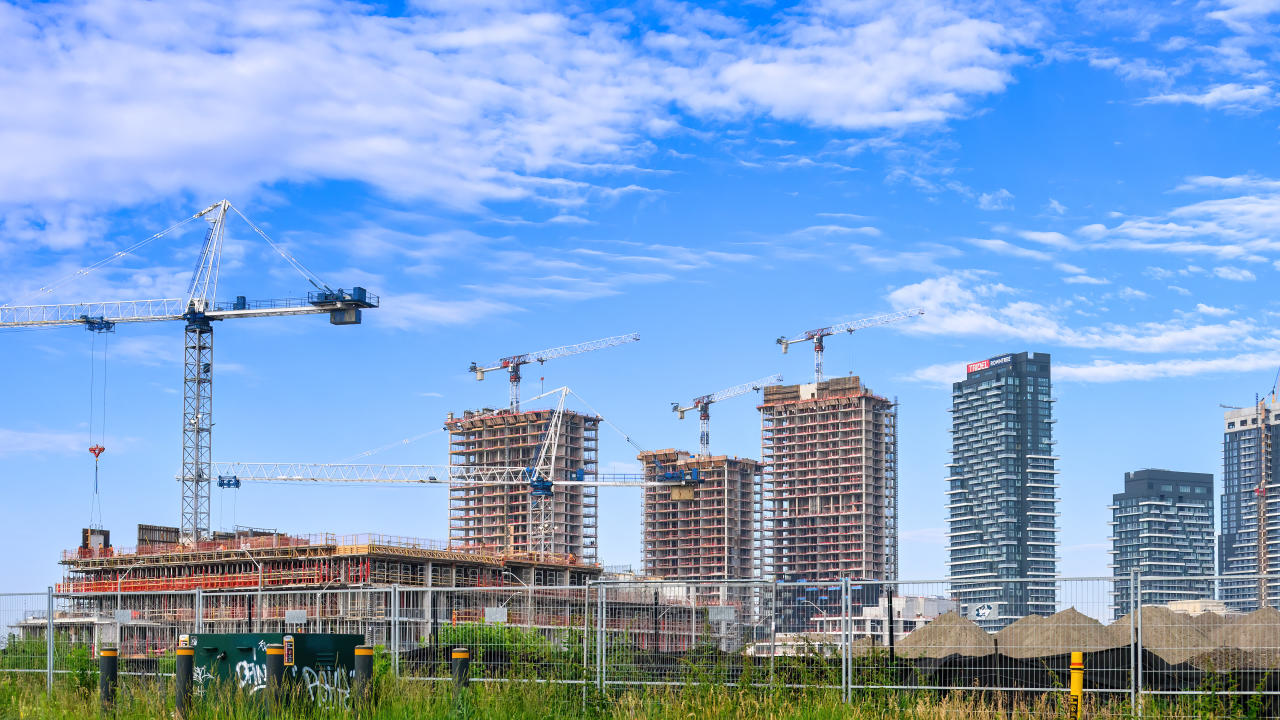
left=230, top=205, right=332, bottom=294
left=87, top=332, right=109, bottom=529
left=7, top=212, right=206, bottom=308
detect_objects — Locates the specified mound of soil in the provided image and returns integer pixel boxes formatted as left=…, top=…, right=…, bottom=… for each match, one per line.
left=998, top=608, right=1119, bottom=658
left=897, top=611, right=993, bottom=659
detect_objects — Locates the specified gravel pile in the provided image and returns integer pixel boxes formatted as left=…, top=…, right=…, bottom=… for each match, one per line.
left=897, top=611, right=994, bottom=659
left=1109, top=606, right=1210, bottom=665
left=994, top=614, right=1042, bottom=653
left=995, top=609, right=1117, bottom=658
left=1211, top=607, right=1280, bottom=651
left=1191, top=612, right=1227, bottom=634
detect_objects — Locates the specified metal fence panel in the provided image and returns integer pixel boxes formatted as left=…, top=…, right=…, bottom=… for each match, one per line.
left=4, top=573, right=1280, bottom=710
left=0, top=591, right=52, bottom=684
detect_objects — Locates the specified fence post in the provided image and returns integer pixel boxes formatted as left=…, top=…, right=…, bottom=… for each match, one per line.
left=841, top=577, right=851, bottom=703
left=595, top=584, right=605, bottom=691
left=1129, top=570, right=1138, bottom=709
left=1135, top=572, right=1143, bottom=714
left=391, top=585, right=400, bottom=678
left=768, top=580, right=776, bottom=686
left=46, top=586, right=54, bottom=696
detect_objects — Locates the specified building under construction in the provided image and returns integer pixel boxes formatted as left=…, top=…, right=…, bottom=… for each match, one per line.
left=638, top=450, right=760, bottom=602
left=760, top=376, right=897, bottom=583
left=1221, top=400, right=1280, bottom=611
left=446, top=408, right=600, bottom=565
left=50, top=524, right=603, bottom=655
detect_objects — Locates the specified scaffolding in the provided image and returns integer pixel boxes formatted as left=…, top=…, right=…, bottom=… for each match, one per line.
left=446, top=408, right=599, bottom=565
left=637, top=450, right=760, bottom=605
left=760, top=376, right=897, bottom=583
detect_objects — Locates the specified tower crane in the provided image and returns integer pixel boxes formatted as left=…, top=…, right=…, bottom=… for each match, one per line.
left=672, top=374, right=783, bottom=457
left=777, top=308, right=924, bottom=383
left=469, top=333, right=639, bottom=411
left=0, top=200, right=378, bottom=543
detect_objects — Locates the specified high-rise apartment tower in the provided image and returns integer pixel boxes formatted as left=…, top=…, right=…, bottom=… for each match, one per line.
left=1109, top=469, right=1215, bottom=618
left=638, top=449, right=760, bottom=603
left=760, top=376, right=897, bottom=582
left=1220, top=401, right=1279, bottom=612
left=447, top=408, right=599, bottom=564
left=947, top=352, right=1058, bottom=631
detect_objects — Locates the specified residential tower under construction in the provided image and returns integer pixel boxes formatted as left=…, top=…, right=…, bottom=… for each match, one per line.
left=760, top=376, right=898, bottom=583
left=637, top=449, right=761, bottom=602
left=446, top=408, right=600, bottom=565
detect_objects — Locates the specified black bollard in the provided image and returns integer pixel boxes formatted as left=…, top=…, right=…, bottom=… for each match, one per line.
left=175, top=647, right=194, bottom=719
left=265, top=643, right=285, bottom=715
left=451, top=646, right=470, bottom=688
left=98, top=647, right=118, bottom=710
left=353, top=645, right=373, bottom=703
left=451, top=647, right=470, bottom=718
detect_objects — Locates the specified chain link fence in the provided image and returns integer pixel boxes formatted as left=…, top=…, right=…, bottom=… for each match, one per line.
left=3, top=575, right=1280, bottom=709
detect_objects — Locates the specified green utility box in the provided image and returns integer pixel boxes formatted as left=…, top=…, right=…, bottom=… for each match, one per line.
left=185, top=633, right=363, bottom=706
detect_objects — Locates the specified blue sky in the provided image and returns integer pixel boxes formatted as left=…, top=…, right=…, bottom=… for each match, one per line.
left=3, top=0, right=1280, bottom=591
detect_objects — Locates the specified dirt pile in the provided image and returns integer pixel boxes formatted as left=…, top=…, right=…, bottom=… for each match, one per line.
left=1109, top=606, right=1210, bottom=665
left=1212, top=607, right=1280, bottom=652
left=897, top=611, right=994, bottom=659
left=995, top=608, right=1119, bottom=658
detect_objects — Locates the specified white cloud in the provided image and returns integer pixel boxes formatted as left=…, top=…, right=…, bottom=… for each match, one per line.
left=1196, top=303, right=1234, bottom=316
left=1063, top=274, right=1109, bottom=285
left=1169, top=285, right=1192, bottom=295
left=672, top=0, right=1031, bottom=131
left=1019, top=230, right=1075, bottom=249
left=0, top=0, right=1034, bottom=223
left=907, top=351, right=1280, bottom=385
left=977, top=188, right=1015, bottom=210
left=887, top=272, right=1262, bottom=353
left=1214, top=266, right=1257, bottom=281
left=372, top=293, right=520, bottom=330
left=1117, top=286, right=1149, bottom=300
left=1176, top=174, right=1280, bottom=192
left=1143, top=83, right=1275, bottom=110
left=0, top=428, right=83, bottom=457
left=966, top=238, right=1053, bottom=261
left=790, top=224, right=882, bottom=238
left=848, top=243, right=958, bottom=273
left=1046, top=198, right=1067, bottom=215
left=1056, top=351, right=1280, bottom=383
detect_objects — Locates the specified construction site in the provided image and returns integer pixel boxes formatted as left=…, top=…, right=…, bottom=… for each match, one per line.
left=0, top=200, right=940, bottom=669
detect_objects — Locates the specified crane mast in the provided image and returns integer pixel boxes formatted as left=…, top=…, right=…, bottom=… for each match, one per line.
left=469, top=332, right=639, bottom=411
left=777, top=308, right=924, bottom=383
left=672, top=374, right=782, bottom=457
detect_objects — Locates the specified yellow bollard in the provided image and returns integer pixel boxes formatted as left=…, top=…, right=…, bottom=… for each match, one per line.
left=1069, top=651, right=1084, bottom=720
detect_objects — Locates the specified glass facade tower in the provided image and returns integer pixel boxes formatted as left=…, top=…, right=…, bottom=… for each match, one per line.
left=947, top=352, right=1059, bottom=631
left=1109, top=469, right=1215, bottom=618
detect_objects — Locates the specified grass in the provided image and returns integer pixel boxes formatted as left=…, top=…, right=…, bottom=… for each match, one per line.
left=3, top=673, right=1279, bottom=720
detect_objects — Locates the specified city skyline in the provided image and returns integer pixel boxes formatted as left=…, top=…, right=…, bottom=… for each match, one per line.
left=4, top=1, right=1280, bottom=593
